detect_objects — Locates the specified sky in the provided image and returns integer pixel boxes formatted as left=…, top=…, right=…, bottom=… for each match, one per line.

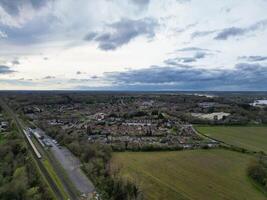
left=0, top=0, right=267, bottom=91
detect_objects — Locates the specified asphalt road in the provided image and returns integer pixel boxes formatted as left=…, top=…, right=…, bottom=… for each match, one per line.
left=34, top=127, right=95, bottom=198
left=49, top=139, right=95, bottom=195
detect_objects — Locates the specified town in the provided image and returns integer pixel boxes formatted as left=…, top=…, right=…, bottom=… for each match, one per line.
left=1, top=91, right=267, bottom=200
left=17, top=93, right=229, bottom=151
left=6, top=91, right=267, bottom=153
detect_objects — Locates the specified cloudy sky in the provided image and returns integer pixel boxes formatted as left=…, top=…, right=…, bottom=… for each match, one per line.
left=0, top=0, right=267, bottom=90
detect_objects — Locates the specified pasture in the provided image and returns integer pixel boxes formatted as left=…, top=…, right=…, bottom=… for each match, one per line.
left=112, top=149, right=266, bottom=200
left=196, top=126, right=267, bottom=153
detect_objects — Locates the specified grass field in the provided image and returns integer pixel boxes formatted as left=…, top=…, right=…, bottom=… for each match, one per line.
left=112, top=149, right=266, bottom=200
left=43, top=160, right=69, bottom=200
left=196, top=126, right=267, bottom=153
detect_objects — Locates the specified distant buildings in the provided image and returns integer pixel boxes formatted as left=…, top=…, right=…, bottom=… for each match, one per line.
left=251, top=100, right=267, bottom=107
left=19, top=95, right=220, bottom=151
left=198, top=102, right=216, bottom=108
left=93, top=113, right=106, bottom=121
left=0, top=116, right=9, bottom=133
left=191, top=112, right=230, bottom=121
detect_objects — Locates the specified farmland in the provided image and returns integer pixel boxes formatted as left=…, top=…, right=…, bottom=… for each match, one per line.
left=196, top=126, right=267, bottom=153
left=112, top=149, right=266, bottom=200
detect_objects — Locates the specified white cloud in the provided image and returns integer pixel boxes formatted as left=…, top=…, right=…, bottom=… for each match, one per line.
left=0, top=0, right=267, bottom=90
left=0, top=30, right=7, bottom=38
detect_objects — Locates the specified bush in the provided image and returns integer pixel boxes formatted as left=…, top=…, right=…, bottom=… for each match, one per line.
left=247, top=155, right=267, bottom=190
left=67, top=140, right=142, bottom=200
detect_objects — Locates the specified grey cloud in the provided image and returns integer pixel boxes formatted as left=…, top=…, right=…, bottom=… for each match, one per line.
left=0, top=11, right=57, bottom=44
left=43, top=75, right=55, bottom=79
left=177, top=47, right=212, bottom=52
left=250, top=19, right=267, bottom=31
left=176, top=0, right=191, bottom=3
left=191, top=30, right=216, bottom=38
left=215, top=27, right=245, bottom=40
left=91, top=75, right=99, bottom=79
left=215, top=19, right=267, bottom=40
left=179, top=58, right=196, bottom=63
left=0, top=30, right=7, bottom=38
left=167, top=47, right=216, bottom=64
left=69, top=78, right=91, bottom=83
left=131, top=0, right=150, bottom=6
left=0, top=65, right=15, bottom=74
left=165, top=51, right=208, bottom=64
left=191, top=19, right=267, bottom=41
left=18, top=78, right=33, bottom=81
left=0, top=0, right=57, bottom=44
left=84, top=18, right=158, bottom=50
left=11, top=60, right=20, bottom=65
left=84, top=32, right=97, bottom=41
left=0, top=78, right=34, bottom=86
left=68, top=76, right=99, bottom=83
left=76, top=71, right=87, bottom=75
left=101, top=63, right=267, bottom=90
left=0, top=0, right=51, bottom=15
left=175, top=23, right=198, bottom=33
left=177, top=57, right=196, bottom=63
left=186, top=23, right=197, bottom=29
left=194, top=52, right=206, bottom=59
left=239, top=56, right=267, bottom=62
left=221, top=7, right=231, bottom=13
left=105, top=64, right=217, bottom=84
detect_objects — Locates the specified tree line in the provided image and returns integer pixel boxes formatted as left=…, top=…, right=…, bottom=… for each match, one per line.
left=248, top=154, right=267, bottom=192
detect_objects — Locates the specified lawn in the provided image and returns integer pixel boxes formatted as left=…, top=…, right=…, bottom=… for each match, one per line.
left=112, top=149, right=266, bottom=200
left=196, top=126, right=267, bottom=153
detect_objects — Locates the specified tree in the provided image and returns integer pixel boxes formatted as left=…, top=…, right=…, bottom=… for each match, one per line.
left=247, top=156, right=267, bottom=188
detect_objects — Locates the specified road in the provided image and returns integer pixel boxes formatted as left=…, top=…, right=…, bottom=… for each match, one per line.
left=31, top=129, right=79, bottom=200
left=50, top=142, right=95, bottom=196
left=35, top=129, right=95, bottom=197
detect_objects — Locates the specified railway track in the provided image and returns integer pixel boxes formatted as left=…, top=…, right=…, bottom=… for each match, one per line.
left=0, top=98, right=67, bottom=200
left=23, top=129, right=42, bottom=158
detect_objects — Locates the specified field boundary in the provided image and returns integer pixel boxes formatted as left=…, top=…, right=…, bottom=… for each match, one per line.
left=195, top=125, right=267, bottom=197
left=247, top=176, right=267, bottom=198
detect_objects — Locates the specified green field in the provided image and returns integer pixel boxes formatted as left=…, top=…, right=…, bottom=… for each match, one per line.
left=43, top=160, right=69, bottom=200
left=196, top=126, right=267, bottom=153
left=112, top=149, right=266, bottom=200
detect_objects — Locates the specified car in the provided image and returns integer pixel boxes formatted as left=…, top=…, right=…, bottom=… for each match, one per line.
left=52, top=139, right=58, bottom=144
